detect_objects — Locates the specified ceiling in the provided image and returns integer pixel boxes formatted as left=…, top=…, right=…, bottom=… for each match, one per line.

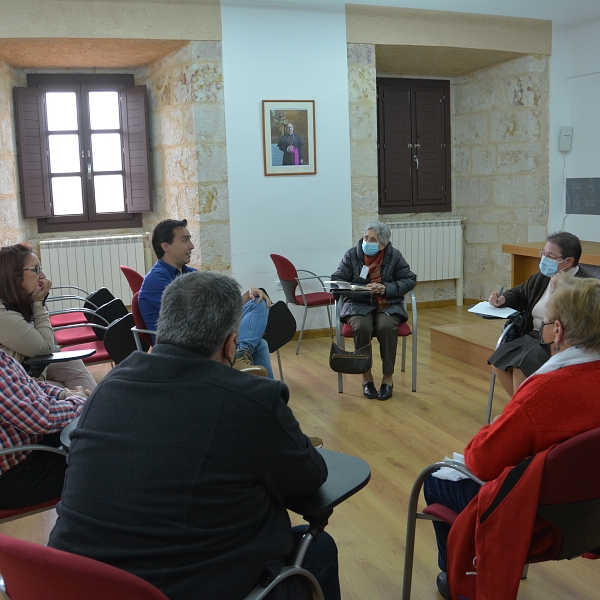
left=0, top=38, right=187, bottom=69
left=376, top=45, right=527, bottom=77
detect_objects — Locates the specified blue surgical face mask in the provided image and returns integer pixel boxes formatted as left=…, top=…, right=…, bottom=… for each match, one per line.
left=362, top=241, right=380, bottom=256
left=539, top=255, right=563, bottom=277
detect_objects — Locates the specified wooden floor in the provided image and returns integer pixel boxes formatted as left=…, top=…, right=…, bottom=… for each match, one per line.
left=4, top=305, right=599, bottom=599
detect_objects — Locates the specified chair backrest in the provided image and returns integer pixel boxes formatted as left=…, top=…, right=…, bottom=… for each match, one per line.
left=0, top=533, right=169, bottom=600
left=262, top=301, right=297, bottom=353
left=103, top=314, right=149, bottom=364
left=270, top=254, right=299, bottom=304
left=533, top=427, right=600, bottom=561
left=120, top=266, right=144, bottom=295
left=90, top=298, right=129, bottom=341
left=131, top=292, right=153, bottom=347
left=83, top=287, right=115, bottom=322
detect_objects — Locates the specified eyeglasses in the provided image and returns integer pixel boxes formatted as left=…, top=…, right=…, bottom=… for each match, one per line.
left=23, top=265, right=42, bottom=275
left=540, top=319, right=554, bottom=333
left=539, top=250, right=564, bottom=261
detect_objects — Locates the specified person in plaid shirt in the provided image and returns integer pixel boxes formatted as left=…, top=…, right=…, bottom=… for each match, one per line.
left=0, top=349, right=89, bottom=509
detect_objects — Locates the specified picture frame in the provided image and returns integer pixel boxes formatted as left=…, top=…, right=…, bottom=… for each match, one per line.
left=262, top=100, right=316, bottom=176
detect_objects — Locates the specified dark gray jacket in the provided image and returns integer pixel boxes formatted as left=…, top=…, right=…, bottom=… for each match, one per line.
left=331, top=240, right=417, bottom=321
left=49, top=344, right=326, bottom=600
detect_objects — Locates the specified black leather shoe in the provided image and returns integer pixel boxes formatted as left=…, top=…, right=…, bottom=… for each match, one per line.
left=362, top=381, right=378, bottom=399
left=436, top=572, right=450, bottom=600
left=378, top=383, right=393, bottom=401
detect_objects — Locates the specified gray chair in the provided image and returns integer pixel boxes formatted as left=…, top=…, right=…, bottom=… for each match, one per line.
left=485, top=322, right=515, bottom=424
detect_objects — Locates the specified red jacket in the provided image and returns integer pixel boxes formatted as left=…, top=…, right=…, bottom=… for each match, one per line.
left=446, top=448, right=553, bottom=600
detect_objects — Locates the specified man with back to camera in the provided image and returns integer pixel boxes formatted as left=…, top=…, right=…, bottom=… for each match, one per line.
left=48, top=271, right=340, bottom=600
left=138, top=218, right=274, bottom=377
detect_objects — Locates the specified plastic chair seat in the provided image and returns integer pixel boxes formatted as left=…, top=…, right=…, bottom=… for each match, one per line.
left=49, top=312, right=88, bottom=328
left=54, top=327, right=98, bottom=346
left=294, top=292, right=334, bottom=307
left=62, top=341, right=111, bottom=364
left=0, top=498, right=60, bottom=525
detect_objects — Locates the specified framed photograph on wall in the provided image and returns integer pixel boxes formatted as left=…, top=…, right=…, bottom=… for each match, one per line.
left=262, top=100, right=316, bottom=176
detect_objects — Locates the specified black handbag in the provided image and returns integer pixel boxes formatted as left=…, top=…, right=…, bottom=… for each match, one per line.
left=329, top=342, right=372, bottom=374
left=501, top=311, right=527, bottom=344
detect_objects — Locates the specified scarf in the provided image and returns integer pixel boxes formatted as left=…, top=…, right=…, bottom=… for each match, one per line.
left=533, top=345, right=600, bottom=377
left=364, top=249, right=389, bottom=312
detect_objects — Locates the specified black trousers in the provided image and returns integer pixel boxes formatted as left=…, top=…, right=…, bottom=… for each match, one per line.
left=0, top=433, right=67, bottom=509
left=265, top=527, right=340, bottom=600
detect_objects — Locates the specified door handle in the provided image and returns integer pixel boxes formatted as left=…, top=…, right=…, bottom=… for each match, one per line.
left=413, top=155, right=419, bottom=170
left=87, top=163, right=92, bottom=180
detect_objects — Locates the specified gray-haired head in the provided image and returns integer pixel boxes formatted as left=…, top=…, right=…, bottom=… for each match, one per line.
left=156, top=271, right=242, bottom=357
left=364, top=221, right=391, bottom=246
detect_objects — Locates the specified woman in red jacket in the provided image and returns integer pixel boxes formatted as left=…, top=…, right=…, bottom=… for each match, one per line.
left=425, top=274, right=600, bottom=599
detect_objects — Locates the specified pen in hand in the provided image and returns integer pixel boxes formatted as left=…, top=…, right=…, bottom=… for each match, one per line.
left=495, top=286, right=504, bottom=306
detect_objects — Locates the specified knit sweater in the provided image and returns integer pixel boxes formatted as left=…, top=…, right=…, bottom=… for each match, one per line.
left=464, top=360, right=600, bottom=481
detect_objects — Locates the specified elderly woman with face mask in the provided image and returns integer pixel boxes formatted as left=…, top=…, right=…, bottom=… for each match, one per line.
left=425, top=274, right=600, bottom=599
left=331, top=222, right=416, bottom=400
left=487, top=231, right=591, bottom=397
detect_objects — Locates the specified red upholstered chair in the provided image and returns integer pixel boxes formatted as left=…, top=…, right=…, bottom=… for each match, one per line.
left=336, top=289, right=417, bottom=393
left=0, top=533, right=170, bottom=600
left=270, top=254, right=333, bottom=354
left=401, top=426, right=600, bottom=600
left=48, top=287, right=115, bottom=329
left=131, top=292, right=154, bottom=349
left=120, top=265, right=144, bottom=295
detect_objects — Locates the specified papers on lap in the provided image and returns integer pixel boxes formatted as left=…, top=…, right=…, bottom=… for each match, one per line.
left=323, top=281, right=371, bottom=292
left=468, top=301, right=518, bottom=319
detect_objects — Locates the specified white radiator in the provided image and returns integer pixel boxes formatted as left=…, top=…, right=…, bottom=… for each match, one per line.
left=40, top=234, right=149, bottom=309
left=389, top=220, right=463, bottom=305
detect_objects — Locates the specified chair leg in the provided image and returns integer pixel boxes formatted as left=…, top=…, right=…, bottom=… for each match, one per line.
left=296, top=305, right=309, bottom=355
left=326, top=304, right=333, bottom=336
left=401, top=336, right=407, bottom=372
left=486, top=371, right=496, bottom=424
left=276, top=349, right=284, bottom=382
left=521, top=564, right=529, bottom=580
left=338, top=335, right=344, bottom=393
left=411, top=331, right=417, bottom=393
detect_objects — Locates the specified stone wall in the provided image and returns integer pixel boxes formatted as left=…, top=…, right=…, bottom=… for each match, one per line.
left=347, top=44, right=379, bottom=245
left=138, top=41, right=230, bottom=273
left=346, top=48, right=550, bottom=302
left=0, top=60, right=24, bottom=246
left=452, top=55, right=549, bottom=300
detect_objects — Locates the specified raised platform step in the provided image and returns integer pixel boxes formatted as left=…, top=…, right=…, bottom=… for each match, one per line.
left=430, top=319, right=504, bottom=372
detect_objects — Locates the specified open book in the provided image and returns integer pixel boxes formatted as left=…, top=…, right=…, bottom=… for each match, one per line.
left=323, top=280, right=371, bottom=292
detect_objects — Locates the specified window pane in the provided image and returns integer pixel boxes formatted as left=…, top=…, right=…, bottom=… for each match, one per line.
left=89, top=91, right=120, bottom=130
left=91, top=133, right=123, bottom=172
left=51, top=177, right=84, bottom=215
left=48, top=134, right=81, bottom=173
left=94, top=174, right=124, bottom=213
left=46, top=92, right=78, bottom=131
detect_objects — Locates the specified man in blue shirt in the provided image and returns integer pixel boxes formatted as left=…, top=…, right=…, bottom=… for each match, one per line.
left=138, top=219, right=273, bottom=377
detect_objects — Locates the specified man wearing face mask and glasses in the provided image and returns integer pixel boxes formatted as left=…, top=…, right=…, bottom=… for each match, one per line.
left=487, top=231, right=591, bottom=396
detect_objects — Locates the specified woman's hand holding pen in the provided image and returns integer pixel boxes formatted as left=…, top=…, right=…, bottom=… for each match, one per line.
left=488, top=286, right=505, bottom=307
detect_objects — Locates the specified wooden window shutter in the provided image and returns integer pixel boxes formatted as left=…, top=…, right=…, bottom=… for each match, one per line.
left=378, top=84, right=413, bottom=210
left=120, top=85, right=152, bottom=212
left=413, top=87, right=449, bottom=211
left=14, top=87, right=51, bottom=218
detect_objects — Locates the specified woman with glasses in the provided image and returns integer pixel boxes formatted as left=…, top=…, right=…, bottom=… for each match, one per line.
left=0, top=243, right=96, bottom=391
left=425, top=275, right=600, bottom=599
left=487, top=231, right=590, bottom=396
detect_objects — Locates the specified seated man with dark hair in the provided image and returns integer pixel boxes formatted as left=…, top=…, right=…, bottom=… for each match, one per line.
left=0, top=349, right=88, bottom=509
left=49, top=271, right=340, bottom=600
left=138, top=218, right=273, bottom=377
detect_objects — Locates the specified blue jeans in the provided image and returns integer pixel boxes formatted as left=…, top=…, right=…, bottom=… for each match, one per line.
left=423, top=473, right=481, bottom=571
left=238, top=299, right=273, bottom=379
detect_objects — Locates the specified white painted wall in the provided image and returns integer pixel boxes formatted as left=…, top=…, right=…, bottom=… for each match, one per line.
left=549, top=17, right=600, bottom=241
left=221, top=2, right=352, bottom=328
